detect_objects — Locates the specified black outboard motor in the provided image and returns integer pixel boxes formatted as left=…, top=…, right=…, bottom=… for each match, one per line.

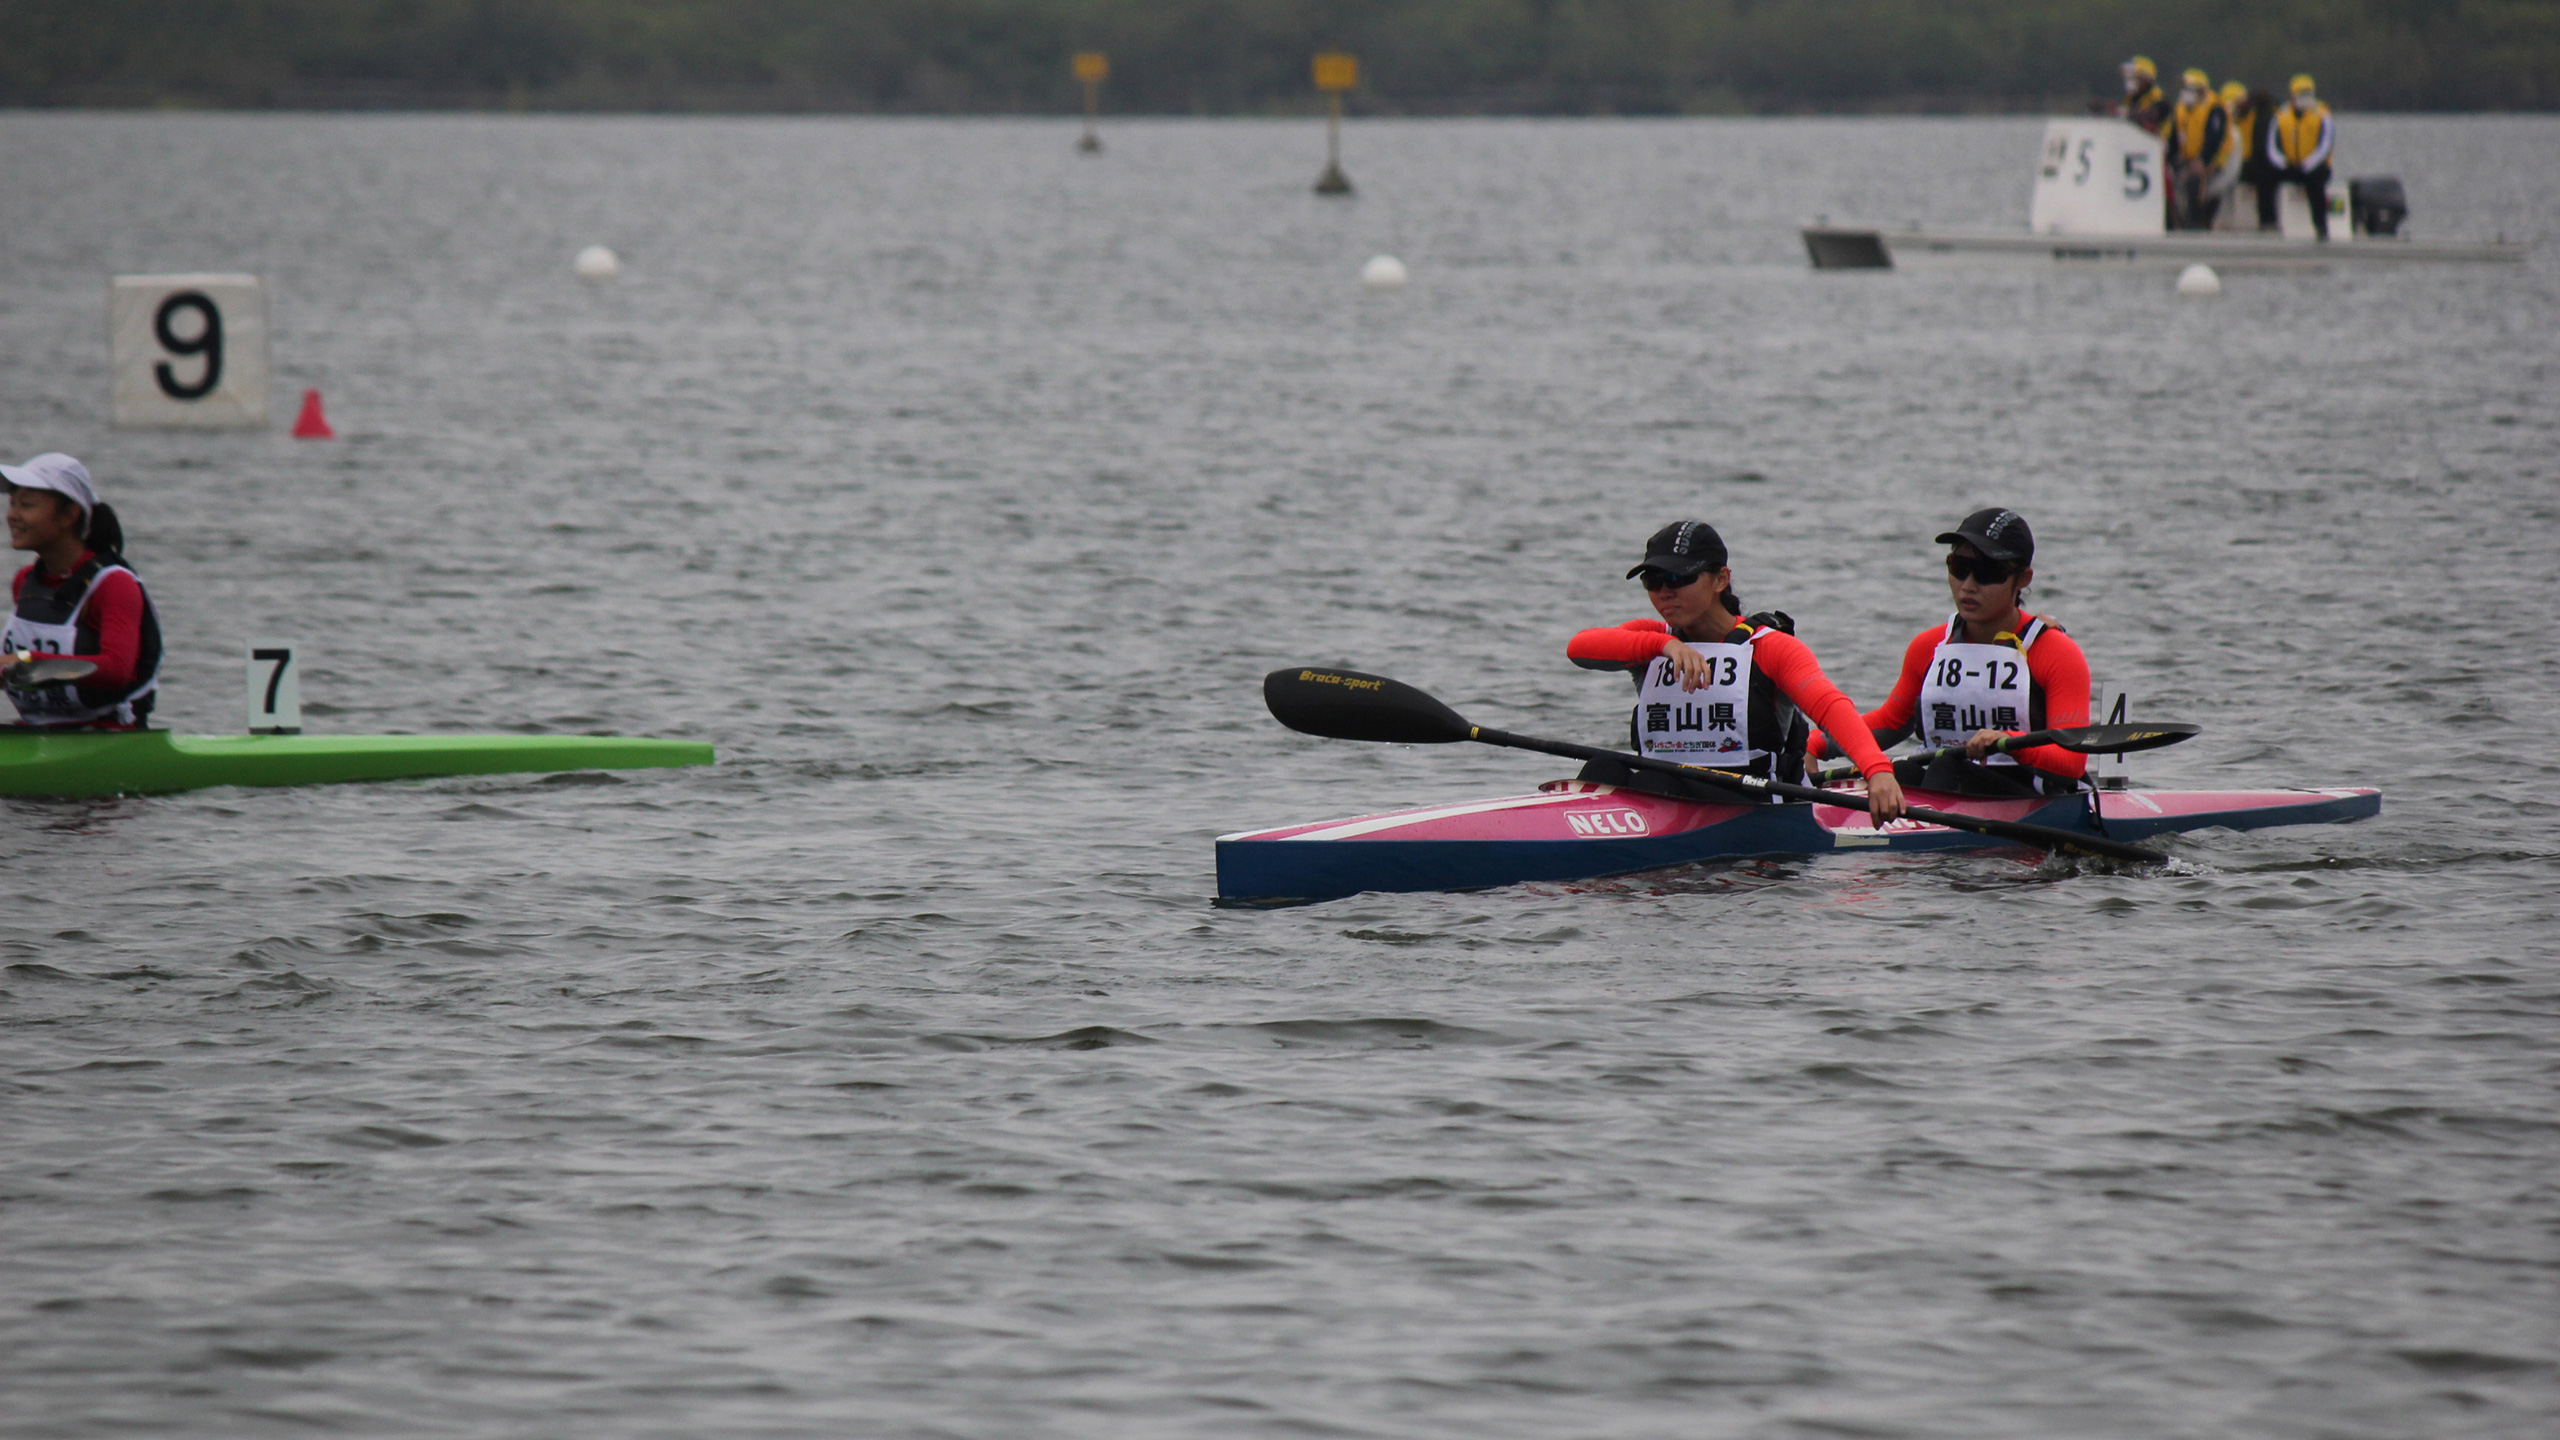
left=2350, top=177, right=2409, bottom=237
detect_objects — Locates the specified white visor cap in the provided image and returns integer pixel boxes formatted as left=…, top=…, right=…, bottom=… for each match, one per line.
left=0, top=453, right=98, bottom=530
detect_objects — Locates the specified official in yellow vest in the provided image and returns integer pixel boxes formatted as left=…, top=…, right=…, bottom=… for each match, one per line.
left=2264, top=74, right=2337, bottom=239
left=2110, top=56, right=2170, bottom=136
left=2220, top=80, right=2253, bottom=149
left=2218, top=81, right=2262, bottom=230
left=2167, top=69, right=2230, bottom=229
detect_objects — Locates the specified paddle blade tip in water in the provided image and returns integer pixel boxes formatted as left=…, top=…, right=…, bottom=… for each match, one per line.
left=1264, top=667, right=1472, bottom=745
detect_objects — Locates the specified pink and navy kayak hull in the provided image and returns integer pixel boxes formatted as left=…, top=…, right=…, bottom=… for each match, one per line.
left=1215, top=781, right=2380, bottom=903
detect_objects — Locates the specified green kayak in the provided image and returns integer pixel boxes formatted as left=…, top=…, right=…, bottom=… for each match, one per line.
left=0, top=729, right=713, bottom=798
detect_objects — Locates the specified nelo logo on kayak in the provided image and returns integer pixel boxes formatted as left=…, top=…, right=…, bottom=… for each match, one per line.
left=1566, top=809, right=1649, bottom=838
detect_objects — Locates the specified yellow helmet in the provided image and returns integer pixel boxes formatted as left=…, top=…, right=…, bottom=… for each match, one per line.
left=2290, top=73, right=2316, bottom=95
left=2220, top=80, right=2247, bottom=105
left=2182, top=68, right=2210, bottom=90
left=2130, top=56, right=2158, bottom=80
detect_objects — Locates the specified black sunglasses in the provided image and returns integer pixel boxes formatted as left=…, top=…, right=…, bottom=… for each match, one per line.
left=1945, top=554, right=2017, bottom=585
left=1638, top=569, right=1703, bottom=591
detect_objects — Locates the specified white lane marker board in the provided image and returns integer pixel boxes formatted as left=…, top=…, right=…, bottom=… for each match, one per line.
left=110, top=274, right=271, bottom=429
left=2029, top=120, right=2166, bottom=238
left=247, top=638, right=301, bottom=734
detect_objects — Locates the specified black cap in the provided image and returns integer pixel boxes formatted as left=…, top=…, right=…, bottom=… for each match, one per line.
left=1626, top=520, right=1728, bottom=579
left=1935, top=507, right=2034, bottom=564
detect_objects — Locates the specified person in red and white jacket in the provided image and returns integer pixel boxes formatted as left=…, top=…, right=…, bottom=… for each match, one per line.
left=1806, top=507, right=2090, bottom=796
left=4, top=453, right=162, bottom=729
left=1568, top=520, right=1906, bottom=824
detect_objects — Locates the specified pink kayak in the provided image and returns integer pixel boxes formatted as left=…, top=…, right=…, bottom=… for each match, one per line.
left=1216, top=780, right=2380, bottom=904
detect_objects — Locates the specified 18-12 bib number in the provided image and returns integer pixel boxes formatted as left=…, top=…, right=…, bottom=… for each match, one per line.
left=1937, top=656, right=2021, bottom=691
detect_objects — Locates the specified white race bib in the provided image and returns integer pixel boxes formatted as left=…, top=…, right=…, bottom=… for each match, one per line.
left=1918, top=620, right=2042, bottom=764
left=1634, top=642, right=1761, bottom=768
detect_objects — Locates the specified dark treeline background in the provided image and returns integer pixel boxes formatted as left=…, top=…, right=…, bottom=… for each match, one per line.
left=5, top=0, right=2554, bottom=114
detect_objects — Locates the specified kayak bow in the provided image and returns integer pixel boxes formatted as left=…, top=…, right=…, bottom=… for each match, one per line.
left=0, top=729, right=712, bottom=798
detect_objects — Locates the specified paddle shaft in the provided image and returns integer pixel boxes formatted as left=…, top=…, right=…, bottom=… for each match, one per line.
left=1467, top=725, right=2161, bottom=863
left=1809, top=726, right=2064, bottom=783
left=1809, top=722, right=2198, bottom=783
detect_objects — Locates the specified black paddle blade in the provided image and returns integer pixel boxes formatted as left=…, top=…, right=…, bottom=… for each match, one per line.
left=2, top=658, right=97, bottom=690
left=1264, top=667, right=1472, bottom=745
left=2044, top=722, right=2201, bottom=754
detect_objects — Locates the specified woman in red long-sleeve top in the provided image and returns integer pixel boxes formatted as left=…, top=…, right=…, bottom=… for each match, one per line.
left=1567, top=520, right=1906, bottom=824
left=1805, top=507, right=2089, bottom=796
left=4, top=453, right=162, bottom=729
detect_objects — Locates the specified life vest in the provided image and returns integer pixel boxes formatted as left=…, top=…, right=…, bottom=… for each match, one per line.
left=2272, top=102, right=2333, bottom=169
left=2228, top=103, right=2262, bottom=168
left=1627, top=617, right=1806, bottom=785
left=1917, top=613, right=2054, bottom=768
left=2122, top=85, right=2169, bottom=135
left=3, top=555, right=162, bottom=727
left=2171, top=97, right=2228, bottom=166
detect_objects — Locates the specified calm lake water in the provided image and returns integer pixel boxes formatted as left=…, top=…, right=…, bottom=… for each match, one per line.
left=2, top=111, right=2556, bottom=1438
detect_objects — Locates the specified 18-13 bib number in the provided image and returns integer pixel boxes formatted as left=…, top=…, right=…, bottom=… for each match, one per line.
left=1661, top=654, right=1739, bottom=688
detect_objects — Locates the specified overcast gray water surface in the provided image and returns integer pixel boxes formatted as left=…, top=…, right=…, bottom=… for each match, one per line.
left=2, top=113, right=2557, bottom=1438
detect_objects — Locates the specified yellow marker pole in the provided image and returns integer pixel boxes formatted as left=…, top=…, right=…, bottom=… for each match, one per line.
left=1073, top=52, right=1108, bottom=153
left=1312, top=52, right=1357, bottom=194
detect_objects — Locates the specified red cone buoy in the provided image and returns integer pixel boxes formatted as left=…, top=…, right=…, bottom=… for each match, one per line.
left=291, top=389, right=335, bottom=440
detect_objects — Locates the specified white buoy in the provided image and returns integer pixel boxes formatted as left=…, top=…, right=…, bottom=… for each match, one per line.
left=2175, top=263, right=2221, bottom=297
left=1360, top=254, right=1408, bottom=290
left=574, top=245, right=621, bottom=282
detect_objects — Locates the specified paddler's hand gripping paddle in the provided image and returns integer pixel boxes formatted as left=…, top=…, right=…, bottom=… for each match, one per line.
left=1263, top=666, right=2168, bottom=864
